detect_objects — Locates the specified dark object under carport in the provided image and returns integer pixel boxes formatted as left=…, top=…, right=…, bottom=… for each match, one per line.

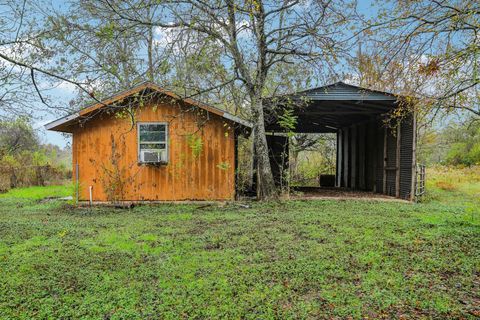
left=265, top=82, right=417, bottom=201
left=319, top=174, right=336, bottom=187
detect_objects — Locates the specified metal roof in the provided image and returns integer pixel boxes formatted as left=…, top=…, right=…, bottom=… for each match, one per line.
left=297, top=81, right=398, bottom=101
left=266, top=82, right=399, bottom=133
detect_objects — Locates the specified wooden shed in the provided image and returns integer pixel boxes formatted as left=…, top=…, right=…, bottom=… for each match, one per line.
left=46, top=82, right=251, bottom=202
left=266, top=82, right=418, bottom=201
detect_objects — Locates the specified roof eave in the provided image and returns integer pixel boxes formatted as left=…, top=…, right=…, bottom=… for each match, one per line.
left=45, top=82, right=252, bottom=132
left=222, top=112, right=252, bottom=128
left=44, top=112, right=80, bottom=132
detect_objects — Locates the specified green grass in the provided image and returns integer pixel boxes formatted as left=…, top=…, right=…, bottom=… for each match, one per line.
left=0, top=177, right=479, bottom=319
left=0, top=184, right=73, bottom=200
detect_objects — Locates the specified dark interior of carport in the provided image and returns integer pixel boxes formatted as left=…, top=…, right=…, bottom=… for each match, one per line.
left=265, top=82, right=417, bottom=201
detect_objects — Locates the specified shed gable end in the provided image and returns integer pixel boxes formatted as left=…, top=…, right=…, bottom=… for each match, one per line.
left=300, top=82, right=398, bottom=101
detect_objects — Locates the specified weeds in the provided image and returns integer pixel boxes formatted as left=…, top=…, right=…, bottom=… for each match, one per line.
left=435, top=181, right=456, bottom=191
left=0, top=168, right=478, bottom=318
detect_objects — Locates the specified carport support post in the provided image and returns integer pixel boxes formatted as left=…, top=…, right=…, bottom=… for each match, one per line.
left=350, top=125, right=357, bottom=189
left=370, top=121, right=377, bottom=192
left=343, top=128, right=349, bottom=188
left=336, top=130, right=343, bottom=187
left=395, top=123, right=401, bottom=198
left=358, top=124, right=366, bottom=190
left=383, top=127, right=387, bottom=194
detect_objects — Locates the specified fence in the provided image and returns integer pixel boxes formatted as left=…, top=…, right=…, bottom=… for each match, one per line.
left=415, top=163, right=426, bottom=201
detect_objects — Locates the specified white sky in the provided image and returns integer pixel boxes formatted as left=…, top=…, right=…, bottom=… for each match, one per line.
left=29, top=0, right=383, bottom=148
left=34, top=84, right=77, bottom=148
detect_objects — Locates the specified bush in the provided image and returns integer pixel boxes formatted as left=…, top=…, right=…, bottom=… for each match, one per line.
left=0, top=118, right=71, bottom=192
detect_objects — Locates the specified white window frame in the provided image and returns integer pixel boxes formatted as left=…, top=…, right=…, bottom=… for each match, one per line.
left=137, top=122, right=169, bottom=164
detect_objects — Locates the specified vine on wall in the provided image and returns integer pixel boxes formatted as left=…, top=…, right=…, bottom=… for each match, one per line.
left=91, top=133, right=140, bottom=203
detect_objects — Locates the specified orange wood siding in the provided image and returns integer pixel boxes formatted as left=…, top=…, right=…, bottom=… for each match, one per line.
left=72, top=99, right=235, bottom=201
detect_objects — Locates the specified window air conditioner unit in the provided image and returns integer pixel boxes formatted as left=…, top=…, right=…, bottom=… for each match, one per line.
left=140, top=150, right=166, bottom=163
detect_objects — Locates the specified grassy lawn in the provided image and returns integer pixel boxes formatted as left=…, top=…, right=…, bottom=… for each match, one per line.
left=0, top=184, right=73, bottom=200
left=0, top=177, right=479, bottom=318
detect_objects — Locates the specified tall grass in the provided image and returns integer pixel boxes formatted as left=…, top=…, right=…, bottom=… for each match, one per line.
left=425, top=166, right=480, bottom=223
left=427, top=165, right=480, bottom=194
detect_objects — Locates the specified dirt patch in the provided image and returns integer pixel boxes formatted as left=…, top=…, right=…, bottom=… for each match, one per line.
left=291, top=187, right=408, bottom=202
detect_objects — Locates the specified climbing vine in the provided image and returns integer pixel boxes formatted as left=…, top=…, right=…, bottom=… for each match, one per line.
left=186, top=133, right=204, bottom=158
left=91, top=133, right=140, bottom=203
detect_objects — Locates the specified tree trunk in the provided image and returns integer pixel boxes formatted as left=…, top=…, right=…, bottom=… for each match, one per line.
left=251, top=95, right=277, bottom=199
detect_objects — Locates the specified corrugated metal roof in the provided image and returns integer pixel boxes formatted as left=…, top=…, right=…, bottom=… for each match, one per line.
left=298, top=82, right=397, bottom=101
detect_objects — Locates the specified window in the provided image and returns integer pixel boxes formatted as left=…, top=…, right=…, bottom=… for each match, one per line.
left=138, top=122, right=168, bottom=164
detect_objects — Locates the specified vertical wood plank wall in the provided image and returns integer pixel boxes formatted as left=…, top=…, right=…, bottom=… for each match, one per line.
left=72, top=100, right=236, bottom=201
left=336, top=115, right=415, bottom=200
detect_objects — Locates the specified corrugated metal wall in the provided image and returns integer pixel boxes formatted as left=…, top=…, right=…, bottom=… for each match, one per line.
left=365, top=122, right=375, bottom=191
left=336, top=115, right=415, bottom=200
left=375, top=125, right=384, bottom=193
left=399, top=114, right=415, bottom=199
left=385, top=128, right=397, bottom=196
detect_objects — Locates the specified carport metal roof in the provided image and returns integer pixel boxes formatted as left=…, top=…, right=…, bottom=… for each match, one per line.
left=265, top=82, right=398, bottom=133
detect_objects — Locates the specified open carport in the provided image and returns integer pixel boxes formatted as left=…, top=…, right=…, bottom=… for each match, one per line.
left=265, top=82, right=418, bottom=201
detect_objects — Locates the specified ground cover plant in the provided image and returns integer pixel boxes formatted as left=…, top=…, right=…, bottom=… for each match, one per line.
left=0, top=185, right=72, bottom=201
left=0, top=170, right=478, bottom=319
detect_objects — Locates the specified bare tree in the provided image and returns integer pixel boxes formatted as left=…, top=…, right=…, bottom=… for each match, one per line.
left=99, top=0, right=357, bottom=198
left=356, top=0, right=480, bottom=119
left=0, top=0, right=359, bottom=199
left=2, top=0, right=126, bottom=109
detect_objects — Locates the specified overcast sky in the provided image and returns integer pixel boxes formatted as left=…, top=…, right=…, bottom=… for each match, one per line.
left=35, top=83, right=76, bottom=148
